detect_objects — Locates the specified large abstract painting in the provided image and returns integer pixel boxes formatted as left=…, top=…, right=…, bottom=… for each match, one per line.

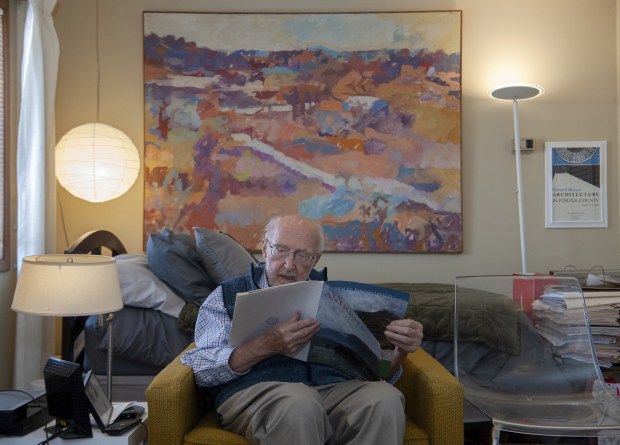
left=143, top=11, right=462, bottom=252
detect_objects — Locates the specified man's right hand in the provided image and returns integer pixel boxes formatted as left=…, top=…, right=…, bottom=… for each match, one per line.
left=228, top=311, right=319, bottom=373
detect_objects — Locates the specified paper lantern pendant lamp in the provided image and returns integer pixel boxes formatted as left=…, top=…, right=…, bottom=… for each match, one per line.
left=55, top=123, right=140, bottom=203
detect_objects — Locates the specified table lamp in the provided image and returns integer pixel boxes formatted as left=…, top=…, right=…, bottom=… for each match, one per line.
left=11, top=254, right=123, bottom=399
left=489, top=84, right=544, bottom=274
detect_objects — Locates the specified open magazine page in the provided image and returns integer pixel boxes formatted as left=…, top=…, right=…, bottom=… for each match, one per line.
left=307, top=285, right=381, bottom=380
left=328, top=281, right=410, bottom=350
left=307, top=281, right=410, bottom=381
left=229, top=280, right=324, bottom=360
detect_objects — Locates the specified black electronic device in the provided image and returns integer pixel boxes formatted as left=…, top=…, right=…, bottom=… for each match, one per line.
left=0, top=391, right=30, bottom=428
left=43, top=357, right=92, bottom=439
left=83, top=370, right=141, bottom=435
left=0, top=400, right=47, bottom=436
left=116, top=405, right=145, bottom=420
left=0, top=389, right=47, bottom=436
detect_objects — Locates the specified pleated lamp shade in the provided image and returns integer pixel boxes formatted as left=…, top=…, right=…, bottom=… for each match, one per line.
left=55, top=123, right=140, bottom=203
left=11, top=254, right=123, bottom=317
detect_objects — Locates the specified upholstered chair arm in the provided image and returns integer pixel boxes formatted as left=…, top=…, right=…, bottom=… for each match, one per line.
left=396, top=348, right=464, bottom=445
left=146, top=343, right=206, bottom=445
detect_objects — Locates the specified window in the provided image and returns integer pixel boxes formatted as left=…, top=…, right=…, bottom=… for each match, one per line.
left=0, top=0, right=8, bottom=272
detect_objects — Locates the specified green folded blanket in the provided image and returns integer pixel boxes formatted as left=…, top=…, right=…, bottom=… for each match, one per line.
left=378, top=282, right=520, bottom=355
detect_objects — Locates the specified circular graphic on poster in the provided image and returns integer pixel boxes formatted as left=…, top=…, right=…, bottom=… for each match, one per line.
left=554, top=146, right=597, bottom=164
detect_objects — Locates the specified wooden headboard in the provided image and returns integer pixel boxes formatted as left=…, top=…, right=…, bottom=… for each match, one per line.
left=61, top=230, right=127, bottom=363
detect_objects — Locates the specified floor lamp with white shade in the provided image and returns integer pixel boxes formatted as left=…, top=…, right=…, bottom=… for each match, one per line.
left=489, top=84, right=544, bottom=274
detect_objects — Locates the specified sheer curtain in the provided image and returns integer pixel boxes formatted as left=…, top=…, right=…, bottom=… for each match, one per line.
left=13, top=0, right=58, bottom=389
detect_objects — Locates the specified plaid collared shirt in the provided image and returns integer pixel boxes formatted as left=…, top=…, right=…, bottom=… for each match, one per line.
left=181, top=272, right=269, bottom=387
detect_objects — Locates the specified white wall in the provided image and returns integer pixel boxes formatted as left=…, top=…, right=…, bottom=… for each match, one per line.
left=54, top=0, right=619, bottom=283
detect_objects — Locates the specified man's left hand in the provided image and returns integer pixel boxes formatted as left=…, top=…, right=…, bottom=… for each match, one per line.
left=384, top=319, right=423, bottom=366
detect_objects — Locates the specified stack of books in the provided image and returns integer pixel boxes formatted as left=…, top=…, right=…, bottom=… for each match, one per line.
left=533, top=273, right=620, bottom=367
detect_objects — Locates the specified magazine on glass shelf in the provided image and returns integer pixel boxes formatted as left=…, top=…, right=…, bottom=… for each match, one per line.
left=229, top=280, right=409, bottom=380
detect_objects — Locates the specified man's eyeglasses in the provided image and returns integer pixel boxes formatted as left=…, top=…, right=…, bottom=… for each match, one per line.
left=264, top=239, right=317, bottom=265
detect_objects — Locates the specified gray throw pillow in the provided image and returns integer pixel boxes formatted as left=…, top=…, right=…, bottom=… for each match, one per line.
left=147, top=229, right=215, bottom=304
left=193, top=227, right=258, bottom=286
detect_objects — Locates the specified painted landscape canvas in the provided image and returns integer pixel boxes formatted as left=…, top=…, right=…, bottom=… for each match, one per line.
left=143, top=12, right=462, bottom=252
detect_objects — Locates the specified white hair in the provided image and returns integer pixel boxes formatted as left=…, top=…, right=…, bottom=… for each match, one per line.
left=264, top=215, right=324, bottom=253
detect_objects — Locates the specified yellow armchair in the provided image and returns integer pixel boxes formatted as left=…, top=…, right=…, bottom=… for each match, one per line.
left=146, top=344, right=463, bottom=445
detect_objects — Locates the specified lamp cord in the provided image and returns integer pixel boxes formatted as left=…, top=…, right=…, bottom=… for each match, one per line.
left=57, top=189, right=69, bottom=250
left=95, top=0, right=100, bottom=123
left=37, top=429, right=63, bottom=445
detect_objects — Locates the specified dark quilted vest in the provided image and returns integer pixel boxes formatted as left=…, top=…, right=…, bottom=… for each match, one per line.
left=207, top=263, right=355, bottom=409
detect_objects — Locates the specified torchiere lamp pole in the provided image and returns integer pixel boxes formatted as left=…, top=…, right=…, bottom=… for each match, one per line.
left=489, top=84, right=544, bottom=274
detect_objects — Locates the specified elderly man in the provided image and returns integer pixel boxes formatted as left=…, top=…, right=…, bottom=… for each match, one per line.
left=182, top=214, right=423, bottom=445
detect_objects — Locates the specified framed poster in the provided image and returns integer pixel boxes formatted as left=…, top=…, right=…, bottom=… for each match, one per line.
left=143, top=11, right=462, bottom=252
left=544, top=141, right=607, bottom=228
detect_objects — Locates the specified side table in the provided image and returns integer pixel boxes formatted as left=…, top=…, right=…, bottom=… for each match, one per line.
left=0, top=401, right=148, bottom=445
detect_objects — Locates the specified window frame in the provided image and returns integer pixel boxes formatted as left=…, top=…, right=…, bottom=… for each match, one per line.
left=0, top=0, right=9, bottom=272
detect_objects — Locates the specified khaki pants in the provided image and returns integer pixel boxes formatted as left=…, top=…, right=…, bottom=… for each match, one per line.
left=217, top=380, right=406, bottom=445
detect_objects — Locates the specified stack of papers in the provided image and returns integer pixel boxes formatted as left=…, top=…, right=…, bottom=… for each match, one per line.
left=533, top=284, right=620, bottom=367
